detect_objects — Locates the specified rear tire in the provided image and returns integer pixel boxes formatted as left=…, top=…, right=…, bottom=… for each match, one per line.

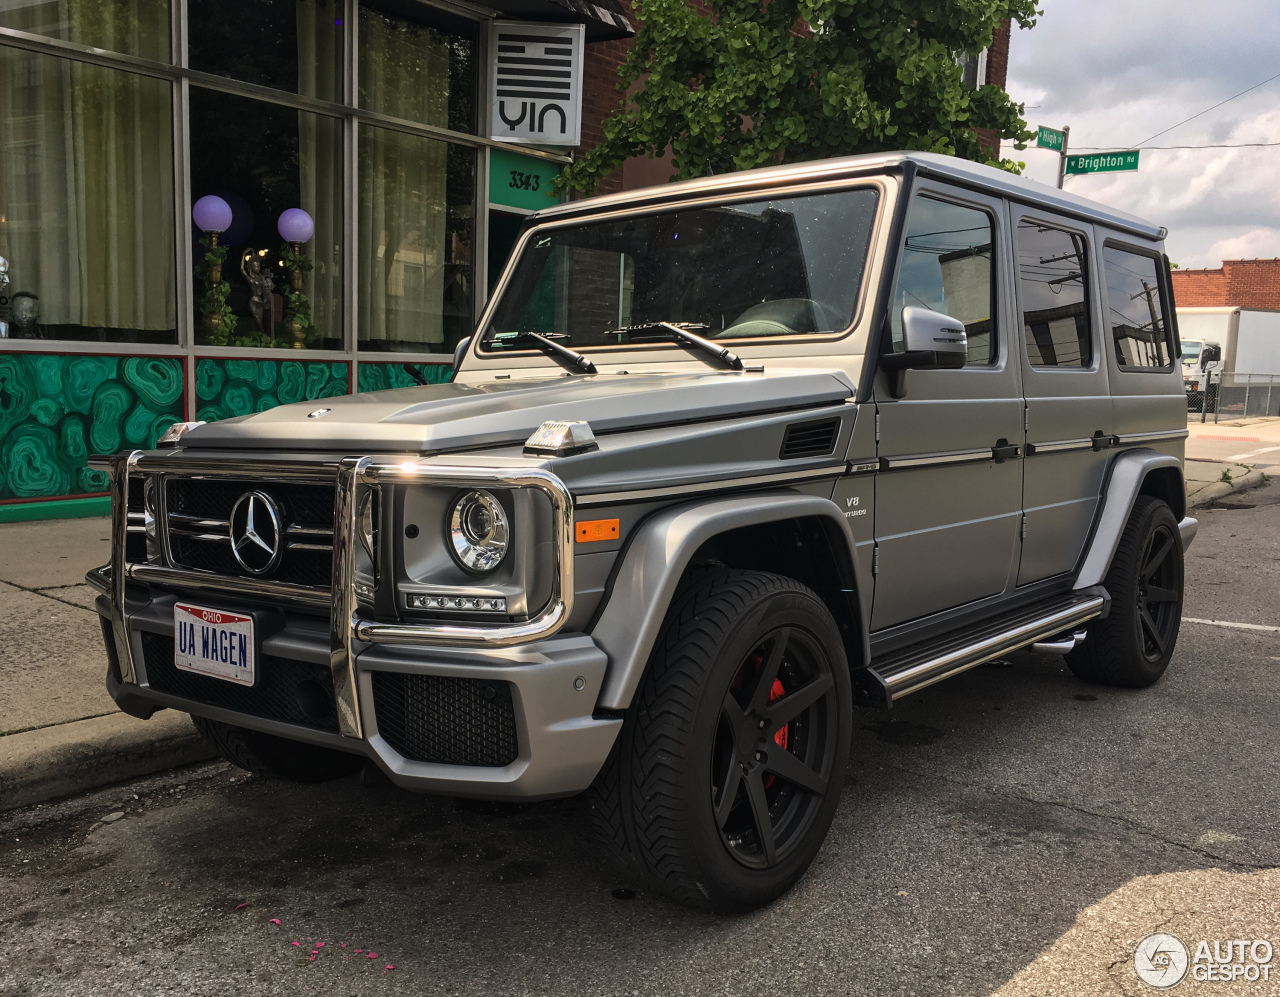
left=1067, top=495, right=1183, bottom=688
left=192, top=715, right=364, bottom=782
left=587, top=568, right=852, bottom=913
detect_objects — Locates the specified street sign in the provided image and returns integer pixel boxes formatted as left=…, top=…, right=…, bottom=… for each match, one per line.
left=489, top=148, right=562, bottom=212
left=1065, top=150, right=1140, bottom=176
left=1036, top=126, right=1065, bottom=151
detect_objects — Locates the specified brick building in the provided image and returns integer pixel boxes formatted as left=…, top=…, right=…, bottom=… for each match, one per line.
left=1171, top=259, right=1280, bottom=310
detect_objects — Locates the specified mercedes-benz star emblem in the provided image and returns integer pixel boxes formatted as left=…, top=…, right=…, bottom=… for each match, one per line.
left=229, top=491, right=284, bottom=575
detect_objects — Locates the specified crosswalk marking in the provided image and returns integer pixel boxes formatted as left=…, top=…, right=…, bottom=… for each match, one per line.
left=1184, top=617, right=1280, bottom=633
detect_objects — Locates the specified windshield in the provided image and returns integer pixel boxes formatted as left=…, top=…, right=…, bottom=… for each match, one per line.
left=480, top=188, right=880, bottom=351
left=1181, top=341, right=1201, bottom=361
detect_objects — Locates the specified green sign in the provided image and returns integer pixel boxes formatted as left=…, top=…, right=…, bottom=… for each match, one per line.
left=489, top=148, right=562, bottom=212
left=1065, top=150, right=1140, bottom=176
left=1036, top=126, right=1065, bottom=151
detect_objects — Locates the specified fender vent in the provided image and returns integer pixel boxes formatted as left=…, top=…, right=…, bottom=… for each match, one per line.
left=780, top=418, right=840, bottom=459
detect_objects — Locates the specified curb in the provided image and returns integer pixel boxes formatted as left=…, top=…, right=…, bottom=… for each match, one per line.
left=1187, top=467, right=1268, bottom=510
left=0, top=710, right=218, bottom=811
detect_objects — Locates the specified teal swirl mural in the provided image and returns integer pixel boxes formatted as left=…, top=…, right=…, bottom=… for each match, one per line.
left=0, top=353, right=185, bottom=500
left=194, top=358, right=350, bottom=422
left=356, top=361, right=453, bottom=393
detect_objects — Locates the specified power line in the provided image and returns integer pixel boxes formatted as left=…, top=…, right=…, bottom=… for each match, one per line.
left=1133, top=69, right=1280, bottom=146
left=1071, top=141, right=1280, bottom=151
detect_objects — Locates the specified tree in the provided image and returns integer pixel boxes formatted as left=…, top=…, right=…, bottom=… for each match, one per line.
left=559, top=0, right=1040, bottom=193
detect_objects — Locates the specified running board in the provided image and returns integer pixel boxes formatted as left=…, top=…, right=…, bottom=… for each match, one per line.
left=857, top=593, right=1106, bottom=707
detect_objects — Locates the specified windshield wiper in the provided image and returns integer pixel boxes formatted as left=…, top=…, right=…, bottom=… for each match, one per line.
left=490, top=331, right=597, bottom=374
left=617, top=321, right=744, bottom=370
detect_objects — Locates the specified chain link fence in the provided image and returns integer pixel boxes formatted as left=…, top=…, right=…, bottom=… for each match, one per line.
left=1187, top=372, right=1280, bottom=422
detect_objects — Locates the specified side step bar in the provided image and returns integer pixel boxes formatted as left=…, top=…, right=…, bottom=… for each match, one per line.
left=858, top=593, right=1106, bottom=707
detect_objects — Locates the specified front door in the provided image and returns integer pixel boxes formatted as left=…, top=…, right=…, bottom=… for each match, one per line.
left=871, top=184, right=1023, bottom=630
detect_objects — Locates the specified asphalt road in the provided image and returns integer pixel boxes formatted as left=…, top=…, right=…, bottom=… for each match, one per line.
left=4, top=489, right=1279, bottom=996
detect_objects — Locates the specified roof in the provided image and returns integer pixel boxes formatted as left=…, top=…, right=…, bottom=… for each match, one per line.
left=539, top=152, right=1165, bottom=240
left=1171, top=259, right=1280, bottom=310
left=482, top=0, right=633, bottom=41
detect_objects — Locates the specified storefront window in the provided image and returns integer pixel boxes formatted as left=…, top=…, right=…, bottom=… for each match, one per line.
left=358, top=128, right=474, bottom=353
left=187, top=0, right=342, bottom=104
left=188, top=87, right=343, bottom=350
left=0, top=0, right=170, bottom=62
left=0, top=49, right=176, bottom=343
left=359, top=0, right=476, bottom=134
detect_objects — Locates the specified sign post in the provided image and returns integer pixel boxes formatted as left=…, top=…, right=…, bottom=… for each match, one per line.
left=1064, top=150, right=1141, bottom=177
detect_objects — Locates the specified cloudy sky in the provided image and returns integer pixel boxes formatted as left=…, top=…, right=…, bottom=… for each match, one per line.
left=1005, top=0, right=1280, bottom=269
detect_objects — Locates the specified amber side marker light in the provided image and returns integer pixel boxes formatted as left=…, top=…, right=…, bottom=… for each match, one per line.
left=576, top=519, right=620, bottom=543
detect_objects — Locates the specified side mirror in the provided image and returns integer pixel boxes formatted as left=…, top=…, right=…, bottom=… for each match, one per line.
left=452, top=335, right=473, bottom=374
left=880, top=307, right=968, bottom=398
left=1199, top=344, right=1221, bottom=370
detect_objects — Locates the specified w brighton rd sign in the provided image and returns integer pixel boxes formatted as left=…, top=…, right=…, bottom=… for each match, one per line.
left=1065, top=150, right=1140, bottom=176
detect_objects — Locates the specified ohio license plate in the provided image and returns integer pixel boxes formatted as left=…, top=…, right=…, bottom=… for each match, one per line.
left=174, top=603, right=255, bottom=686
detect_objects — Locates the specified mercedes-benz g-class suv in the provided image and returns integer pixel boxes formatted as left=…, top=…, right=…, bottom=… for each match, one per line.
left=90, top=152, right=1195, bottom=913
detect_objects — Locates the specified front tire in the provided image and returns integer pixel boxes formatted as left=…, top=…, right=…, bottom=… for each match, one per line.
left=192, top=715, right=364, bottom=782
left=588, top=569, right=852, bottom=912
left=1067, top=494, right=1183, bottom=687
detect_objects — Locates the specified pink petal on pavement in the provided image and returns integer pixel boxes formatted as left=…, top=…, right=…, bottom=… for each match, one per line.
left=384, top=965, right=395, bottom=972
left=309, top=956, right=316, bottom=962
left=341, top=943, right=348, bottom=948
left=269, top=919, right=282, bottom=926
left=316, top=942, right=325, bottom=948
left=355, top=949, right=363, bottom=953
left=236, top=902, right=250, bottom=909
left=291, top=941, right=301, bottom=947
left=366, top=952, right=378, bottom=959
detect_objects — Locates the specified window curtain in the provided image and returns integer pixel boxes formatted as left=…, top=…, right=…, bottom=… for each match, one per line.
left=0, top=46, right=175, bottom=334
left=356, top=8, right=450, bottom=347
left=297, top=1, right=344, bottom=342
left=0, top=0, right=169, bottom=61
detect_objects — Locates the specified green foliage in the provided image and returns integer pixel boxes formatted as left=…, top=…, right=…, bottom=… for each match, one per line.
left=558, top=0, right=1039, bottom=193
left=193, top=234, right=238, bottom=345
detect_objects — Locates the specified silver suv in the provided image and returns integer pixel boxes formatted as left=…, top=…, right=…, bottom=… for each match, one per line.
left=91, top=152, right=1195, bottom=913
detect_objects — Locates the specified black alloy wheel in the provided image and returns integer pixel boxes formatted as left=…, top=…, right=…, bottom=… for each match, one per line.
left=712, top=626, right=840, bottom=869
left=1135, top=519, right=1181, bottom=662
left=586, top=568, right=852, bottom=913
left=1067, top=495, right=1184, bottom=688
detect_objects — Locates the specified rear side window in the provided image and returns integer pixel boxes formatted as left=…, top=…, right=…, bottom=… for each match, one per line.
left=1017, top=220, right=1092, bottom=368
left=891, top=195, right=996, bottom=366
left=1103, top=246, right=1173, bottom=369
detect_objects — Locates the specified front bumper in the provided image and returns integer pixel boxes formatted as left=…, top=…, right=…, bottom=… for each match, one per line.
left=93, top=585, right=621, bottom=800
left=89, top=451, right=619, bottom=801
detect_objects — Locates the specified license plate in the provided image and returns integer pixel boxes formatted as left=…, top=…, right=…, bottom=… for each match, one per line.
left=174, top=603, right=255, bottom=686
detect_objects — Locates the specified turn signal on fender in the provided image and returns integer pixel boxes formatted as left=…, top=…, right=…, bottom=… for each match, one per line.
left=576, top=519, right=619, bottom=543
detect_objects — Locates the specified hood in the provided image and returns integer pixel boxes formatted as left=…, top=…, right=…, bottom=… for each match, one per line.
left=180, top=369, right=855, bottom=452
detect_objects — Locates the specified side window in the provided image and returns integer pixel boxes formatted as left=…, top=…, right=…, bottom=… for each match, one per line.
left=1103, top=246, right=1173, bottom=369
left=1017, top=220, right=1092, bottom=368
left=892, top=195, right=996, bottom=366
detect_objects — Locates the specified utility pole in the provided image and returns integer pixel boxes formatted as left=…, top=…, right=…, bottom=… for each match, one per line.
left=1056, top=125, right=1070, bottom=189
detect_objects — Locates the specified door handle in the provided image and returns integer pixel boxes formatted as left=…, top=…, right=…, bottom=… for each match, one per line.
left=992, top=439, right=1021, bottom=463
left=1090, top=431, right=1118, bottom=451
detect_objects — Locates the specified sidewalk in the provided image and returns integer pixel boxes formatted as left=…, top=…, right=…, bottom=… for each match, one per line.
left=1185, top=414, right=1276, bottom=508
left=0, top=518, right=215, bottom=810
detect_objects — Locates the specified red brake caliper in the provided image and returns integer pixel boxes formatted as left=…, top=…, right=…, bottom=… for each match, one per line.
left=769, top=679, right=789, bottom=750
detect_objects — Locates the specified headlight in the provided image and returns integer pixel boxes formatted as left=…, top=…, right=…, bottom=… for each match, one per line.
left=448, top=490, right=509, bottom=573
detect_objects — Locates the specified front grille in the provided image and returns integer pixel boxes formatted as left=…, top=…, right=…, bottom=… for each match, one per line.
left=140, top=631, right=340, bottom=732
left=165, top=478, right=335, bottom=588
left=371, top=672, right=519, bottom=767
left=125, top=474, right=147, bottom=563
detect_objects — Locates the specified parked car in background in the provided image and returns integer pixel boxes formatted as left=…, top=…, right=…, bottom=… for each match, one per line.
left=90, top=152, right=1195, bottom=913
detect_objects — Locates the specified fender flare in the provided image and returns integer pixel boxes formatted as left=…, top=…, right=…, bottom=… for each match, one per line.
left=1074, top=449, right=1192, bottom=591
left=590, top=493, right=868, bottom=710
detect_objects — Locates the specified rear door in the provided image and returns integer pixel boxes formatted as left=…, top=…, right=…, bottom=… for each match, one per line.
left=1012, top=208, right=1112, bottom=585
left=870, top=183, right=1023, bottom=630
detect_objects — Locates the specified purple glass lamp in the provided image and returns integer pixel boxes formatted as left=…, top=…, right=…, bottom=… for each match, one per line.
left=278, top=208, right=315, bottom=349
left=193, top=194, right=233, bottom=283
